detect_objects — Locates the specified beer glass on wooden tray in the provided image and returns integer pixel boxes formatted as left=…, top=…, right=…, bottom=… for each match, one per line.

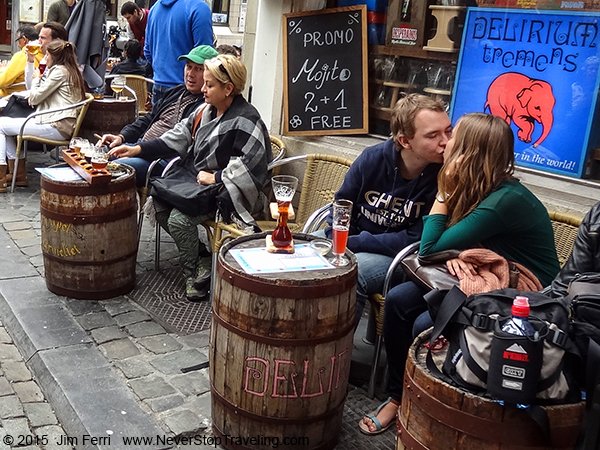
left=69, top=137, right=84, bottom=155
left=270, top=175, right=298, bottom=248
left=330, top=199, right=353, bottom=267
left=91, top=146, right=109, bottom=170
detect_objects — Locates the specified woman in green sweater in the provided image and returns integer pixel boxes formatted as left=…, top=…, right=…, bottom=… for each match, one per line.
left=359, top=113, right=559, bottom=435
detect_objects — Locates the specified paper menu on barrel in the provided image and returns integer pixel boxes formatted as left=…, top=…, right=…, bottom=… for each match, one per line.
left=36, top=167, right=85, bottom=182
left=283, top=6, right=368, bottom=136
left=230, top=244, right=335, bottom=274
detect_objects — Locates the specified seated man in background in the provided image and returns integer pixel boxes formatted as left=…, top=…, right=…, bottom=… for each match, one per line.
left=98, top=45, right=218, bottom=186
left=327, top=93, right=451, bottom=323
left=108, top=39, right=152, bottom=78
left=0, top=26, right=42, bottom=97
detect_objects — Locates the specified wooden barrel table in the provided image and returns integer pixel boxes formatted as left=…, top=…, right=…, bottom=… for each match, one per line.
left=40, top=165, right=138, bottom=300
left=79, top=97, right=136, bottom=142
left=210, top=233, right=357, bottom=450
left=397, top=332, right=585, bottom=450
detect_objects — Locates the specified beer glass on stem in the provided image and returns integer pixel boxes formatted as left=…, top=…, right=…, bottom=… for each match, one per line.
left=271, top=175, right=298, bottom=248
left=330, top=199, right=353, bottom=267
left=110, top=75, right=126, bottom=100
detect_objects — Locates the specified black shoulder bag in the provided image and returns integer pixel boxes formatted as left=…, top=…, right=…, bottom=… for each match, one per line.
left=1, top=95, right=36, bottom=118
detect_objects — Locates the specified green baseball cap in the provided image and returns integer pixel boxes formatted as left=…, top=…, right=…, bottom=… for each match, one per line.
left=178, top=45, right=218, bottom=65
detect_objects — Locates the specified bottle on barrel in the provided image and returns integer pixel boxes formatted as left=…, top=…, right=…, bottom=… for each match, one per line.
left=271, top=175, right=298, bottom=248
left=488, top=295, right=542, bottom=404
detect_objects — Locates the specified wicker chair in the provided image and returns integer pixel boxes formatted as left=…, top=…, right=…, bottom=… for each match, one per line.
left=366, top=208, right=584, bottom=398
left=548, top=210, right=583, bottom=267
left=106, top=74, right=154, bottom=116
left=11, top=93, right=94, bottom=192
left=212, top=153, right=353, bottom=253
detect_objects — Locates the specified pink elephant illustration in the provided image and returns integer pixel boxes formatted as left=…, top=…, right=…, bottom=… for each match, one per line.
left=485, top=72, right=555, bottom=148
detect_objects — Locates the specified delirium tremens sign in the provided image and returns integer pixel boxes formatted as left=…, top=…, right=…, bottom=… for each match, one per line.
left=451, top=8, right=600, bottom=178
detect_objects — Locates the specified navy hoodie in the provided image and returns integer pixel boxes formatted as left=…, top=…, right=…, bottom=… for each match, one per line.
left=328, top=139, right=440, bottom=257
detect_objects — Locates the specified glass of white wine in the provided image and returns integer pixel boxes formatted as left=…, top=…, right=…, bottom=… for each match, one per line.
left=110, top=76, right=126, bottom=100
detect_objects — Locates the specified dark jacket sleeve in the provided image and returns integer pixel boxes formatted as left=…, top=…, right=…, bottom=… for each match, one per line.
left=346, top=221, right=423, bottom=257
left=327, top=150, right=424, bottom=257
left=551, top=203, right=600, bottom=297
left=324, top=157, right=365, bottom=238
left=138, top=138, right=179, bottom=161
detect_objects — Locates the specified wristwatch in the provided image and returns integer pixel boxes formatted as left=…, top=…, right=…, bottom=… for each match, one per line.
left=435, top=192, right=447, bottom=203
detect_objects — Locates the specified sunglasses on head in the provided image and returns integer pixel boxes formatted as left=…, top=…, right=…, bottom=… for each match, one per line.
left=218, top=63, right=231, bottom=82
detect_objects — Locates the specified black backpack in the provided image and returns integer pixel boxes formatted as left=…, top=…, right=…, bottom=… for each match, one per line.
left=568, top=273, right=600, bottom=367
left=426, top=286, right=581, bottom=404
left=565, top=273, right=600, bottom=450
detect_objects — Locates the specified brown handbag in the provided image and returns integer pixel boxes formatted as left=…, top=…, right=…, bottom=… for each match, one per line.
left=399, top=249, right=460, bottom=291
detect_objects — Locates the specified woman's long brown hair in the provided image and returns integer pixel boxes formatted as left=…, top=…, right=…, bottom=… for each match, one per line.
left=438, top=113, right=515, bottom=226
left=45, top=39, right=86, bottom=100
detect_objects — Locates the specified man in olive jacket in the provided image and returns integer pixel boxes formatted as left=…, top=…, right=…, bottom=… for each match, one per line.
left=47, top=0, right=76, bottom=25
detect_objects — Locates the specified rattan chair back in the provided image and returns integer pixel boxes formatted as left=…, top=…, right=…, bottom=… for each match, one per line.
left=548, top=210, right=583, bottom=267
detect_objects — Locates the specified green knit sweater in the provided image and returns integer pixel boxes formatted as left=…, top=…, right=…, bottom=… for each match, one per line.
left=420, top=179, right=560, bottom=286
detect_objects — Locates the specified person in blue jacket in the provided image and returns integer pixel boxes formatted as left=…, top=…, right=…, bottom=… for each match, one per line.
left=328, top=93, right=451, bottom=323
left=144, top=0, right=213, bottom=106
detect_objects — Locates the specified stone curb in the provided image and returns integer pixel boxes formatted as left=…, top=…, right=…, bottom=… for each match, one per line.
left=0, top=274, right=166, bottom=450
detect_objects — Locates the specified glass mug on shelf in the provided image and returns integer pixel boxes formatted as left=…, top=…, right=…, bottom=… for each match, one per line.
left=330, top=199, right=353, bottom=267
left=270, top=175, right=299, bottom=248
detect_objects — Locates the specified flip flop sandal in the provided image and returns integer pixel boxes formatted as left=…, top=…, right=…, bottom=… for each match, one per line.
left=358, top=397, right=397, bottom=435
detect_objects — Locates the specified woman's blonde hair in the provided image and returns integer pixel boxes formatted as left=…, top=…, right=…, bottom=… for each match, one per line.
left=439, top=113, right=515, bottom=226
left=204, top=54, right=247, bottom=95
left=46, top=39, right=86, bottom=100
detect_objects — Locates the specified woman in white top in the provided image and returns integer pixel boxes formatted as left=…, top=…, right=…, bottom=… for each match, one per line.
left=0, top=39, right=85, bottom=192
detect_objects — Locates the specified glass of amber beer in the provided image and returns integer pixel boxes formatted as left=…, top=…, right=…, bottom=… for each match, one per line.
left=91, top=146, right=109, bottom=170
left=270, top=175, right=298, bottom=248
left=329, top=199, right=353, bottom=267
left=26, top=40, right=41, bottom=55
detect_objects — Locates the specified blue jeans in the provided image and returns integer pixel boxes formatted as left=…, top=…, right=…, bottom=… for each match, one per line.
left=413, top=311, right=433, bottom=338
left=118, top=157, right=167, bottom=187
left=355, top=251, right=395, bottom=322
left=152, top=83, right=172, bottom=108
left=384, top=280, right=428, bottom=401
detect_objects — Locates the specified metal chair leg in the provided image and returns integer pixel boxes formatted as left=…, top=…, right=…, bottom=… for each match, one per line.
left=154, top=223, right=161, bottom=272
left=10, top=158, right=19, bottom=193
left=368, top=334, right=384, bottom=398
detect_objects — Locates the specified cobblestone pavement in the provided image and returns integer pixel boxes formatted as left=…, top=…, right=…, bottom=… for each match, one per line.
left=0, top=320, right=71, bottom=450
left=0, top=153, right=396, bottom=449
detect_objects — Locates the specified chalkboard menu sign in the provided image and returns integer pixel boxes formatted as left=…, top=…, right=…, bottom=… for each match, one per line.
left=283, top=6, right=368, bottom=136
